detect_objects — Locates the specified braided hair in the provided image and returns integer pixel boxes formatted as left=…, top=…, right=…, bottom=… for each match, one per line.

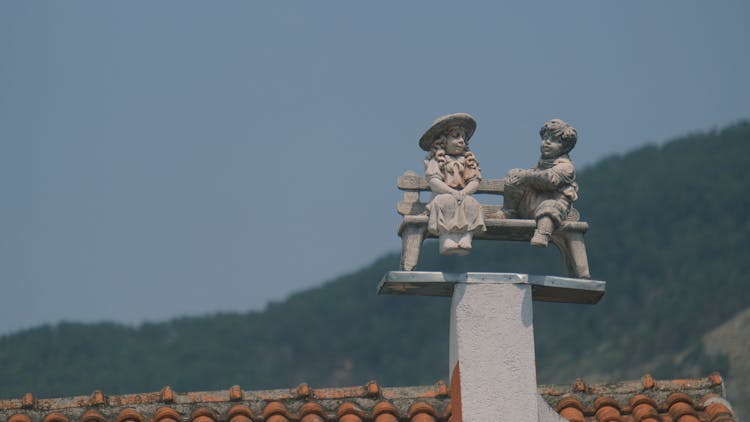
left=425, top=128, right=479, bottom=173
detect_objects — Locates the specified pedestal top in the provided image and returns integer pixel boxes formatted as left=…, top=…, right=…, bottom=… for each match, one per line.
left=378, top=271, right=605, bottom=304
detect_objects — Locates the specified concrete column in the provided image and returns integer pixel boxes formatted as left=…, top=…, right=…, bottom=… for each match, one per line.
left=449, top=282, right=539, bottom=422
left=378, top=271, right=604, bottom=421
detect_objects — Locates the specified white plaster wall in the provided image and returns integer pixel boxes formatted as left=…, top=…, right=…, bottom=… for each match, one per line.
left=449, top=282, right=539, bottom=422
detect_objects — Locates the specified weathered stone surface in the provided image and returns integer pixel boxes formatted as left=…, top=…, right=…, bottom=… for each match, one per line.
left=378, top=271, right=605, bottom=304
left=377, top=271, right=606, bottom=419
left=418, top=113, right=486, bottom=256
left=397, top=117, right=592, bottom=278
left=502, top=118, right=580, bottom=249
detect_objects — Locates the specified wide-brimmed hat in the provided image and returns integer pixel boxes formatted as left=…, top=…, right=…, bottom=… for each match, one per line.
left=419, top=113, right=477, bottom=151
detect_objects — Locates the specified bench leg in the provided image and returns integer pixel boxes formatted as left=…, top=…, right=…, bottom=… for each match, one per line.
left=551, top=232, right=591, bottom=279
left=400, top=224, right=426, bottom=271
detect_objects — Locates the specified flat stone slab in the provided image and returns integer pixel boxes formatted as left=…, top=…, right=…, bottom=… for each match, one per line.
left=378, top=271, right=605, bottom=304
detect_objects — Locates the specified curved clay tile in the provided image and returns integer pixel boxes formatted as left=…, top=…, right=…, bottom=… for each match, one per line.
left=44, top=412, right=70, bottom=422
left=670, top=406, right=700, bottom=422
left=298, top=402, right=325, bottom=422
left=80, top=410, right=106, bottom=422
left=153, top=407, right=181, bottom=422
left=593, top=397, right=622, bottom=422
left=365, top=381, right=380, bottom=397
left=556, top=397, right=585, bottom=422
left=373, top=413, right=398, bottom=422
left=641, top=374, right=656, bottom=390
left=407, top=402, right=437, bottom=422
left=225, top=405, right=253, bottom=422
left=709, top=372, right=723, bottom=387
left=160, top=387, right=175, bottom=403
left=336, top=402, right=365, bottom=422
left=705, top=406, right=737, bottom=422
left=711, top=417, right=739, bottom=422
left=229, top=385, right=243, bottom=401
left=629, top=395, right=658, bottom=422
left=702, top=396, right=736, bottom=421
left=8, top=414, right=32, bottom=422
left=190, top=407, right=217, bottom=422
left=90, top=391, right=106, bottom=406
left=116, top=409, right=143, bottom=422
left=21, top=393, right=35, bottom=409
left=372, top=401, right=399, bottom=422
left=666, top=393, right=699, bottom=422
left=296, top=383, right=311, bottom=399
left=263, top=402, right=290, bottom=422
left=665, top=393, right=695, bottom=409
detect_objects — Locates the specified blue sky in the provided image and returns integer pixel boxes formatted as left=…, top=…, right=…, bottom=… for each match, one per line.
left=1, top=1, right=748, bottom=334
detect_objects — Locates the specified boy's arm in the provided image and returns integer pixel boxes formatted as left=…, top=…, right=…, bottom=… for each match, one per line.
left=521, top=162, right=574, bottom=191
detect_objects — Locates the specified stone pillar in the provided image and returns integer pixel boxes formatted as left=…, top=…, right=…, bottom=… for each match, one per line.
left=378, top=271, right=604, bottom=422
left=449, top=281, right=539, bottom=421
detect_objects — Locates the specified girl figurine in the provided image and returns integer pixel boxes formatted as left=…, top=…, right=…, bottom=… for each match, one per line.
left=420, top=113, right=486, bottom=255
left=501, top=118, right=579, bottom=247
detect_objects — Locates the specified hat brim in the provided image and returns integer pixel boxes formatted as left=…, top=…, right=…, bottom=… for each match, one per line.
left=419, top=113, right=477, bottom=151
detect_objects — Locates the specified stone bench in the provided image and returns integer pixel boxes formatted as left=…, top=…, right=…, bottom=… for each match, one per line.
left=396, top=171, right=591, bottom=279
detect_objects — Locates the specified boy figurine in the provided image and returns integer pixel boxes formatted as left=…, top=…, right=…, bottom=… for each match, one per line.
left=501, top=118, right=579, bottom=247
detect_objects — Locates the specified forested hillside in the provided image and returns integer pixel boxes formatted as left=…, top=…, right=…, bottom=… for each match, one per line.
left=1, top=121, right=748, bottom=412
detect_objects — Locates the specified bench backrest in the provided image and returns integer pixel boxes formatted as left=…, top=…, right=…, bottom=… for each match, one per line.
left=397, top=171, right=506, bottom=217
left=397, top=171, right=506, bottom=193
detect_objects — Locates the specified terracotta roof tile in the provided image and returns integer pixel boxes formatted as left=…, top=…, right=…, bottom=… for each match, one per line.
left=372, top=401, right=399, bottom=422
left=90, top=392, right=105, bottom=407
left=8, top=414, right=32, bottom=422
left=297, top=403, right=324, bottom=422
left=641, top=374, right=656, bottom=390
left=79, top=411, right=105, bottom=422
left=0, top=375, right=737, bottom=422
left=153, top=407, right=181, bottom=422
left=228, top=387, right=243, bottom=403
left=116, top=409, right=142, bottom=422
left=629, top=394, right=659, bottom=422
left=21, top=395, right=35, bottom=410
left=42, top=412, right=68, bottom=422
left=161, top=387, right=175, bottom=404
left=261, top=402, right=289, bottom=422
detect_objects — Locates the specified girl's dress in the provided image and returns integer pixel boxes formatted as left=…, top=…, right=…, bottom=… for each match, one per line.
left=424, top=155, right=486, bottom=236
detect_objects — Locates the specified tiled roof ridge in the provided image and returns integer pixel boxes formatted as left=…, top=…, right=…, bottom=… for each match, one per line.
left=543, top=373, right=735, bottom=421
left=0, top=381, right=451, bottom=411
left=0, top=374, right=735, bottom=422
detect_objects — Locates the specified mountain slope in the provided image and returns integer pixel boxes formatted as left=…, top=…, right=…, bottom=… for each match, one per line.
left=1, top=121, right=748, bottom=404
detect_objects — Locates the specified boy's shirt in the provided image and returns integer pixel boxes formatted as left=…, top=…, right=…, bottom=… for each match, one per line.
left=527, top=154, right=578, bottom=201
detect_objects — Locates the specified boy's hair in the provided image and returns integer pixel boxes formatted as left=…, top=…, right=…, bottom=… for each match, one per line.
left=540, top=119, right=577, bottom=153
